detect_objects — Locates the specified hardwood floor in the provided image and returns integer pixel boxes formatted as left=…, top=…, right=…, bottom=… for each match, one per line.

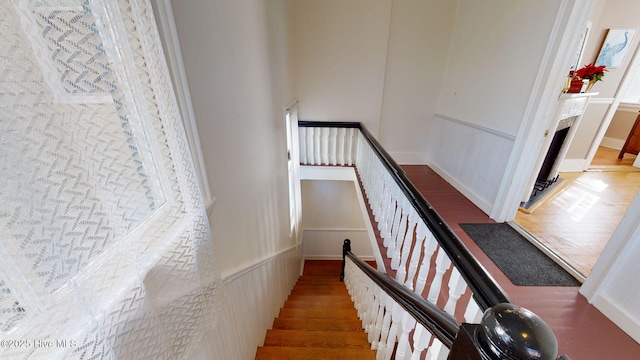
left=401, top=164, right=640, bottom=359
left=514, top=146, right=640, bottom=277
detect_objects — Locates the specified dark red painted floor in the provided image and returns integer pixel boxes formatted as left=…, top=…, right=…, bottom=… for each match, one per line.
left=400, top=165, right=640, bottom=359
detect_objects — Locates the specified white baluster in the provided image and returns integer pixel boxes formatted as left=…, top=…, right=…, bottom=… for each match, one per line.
left=329, top=128, right=337, bottom=165
left=376, top=184, right=388, bottom=230
left=376, top=297, right=393, bottom=360
left=410, top=323, right=432, bottom=360
left=372, top=173, right=384, bottom=220
left=369, top=288, right=386, bottom=346
left=391, top=199, right=409, bottom=267
left=386, top=196, right=402, bottom=257
left=392, top=200, right=410, bottom=262
left=377, top=182, right=392, bottom=234
left=347, top=128, right=354, bottom=165
left=299, top=127, right=307, bottom=164
left=415, top=231, right=438, bottom=296
left=425, top=339, right=449, bottom=360
left=406, top=221, right=428, bottom=289
left=305, top=127, right=314, bottom=165
left=396, top=208, right=418, bottom=284
left=337, top=128, right=346, bottom=165
left=313, top=127, right=321, bottom=165
left=362, top=279, right=376, bottom=330
left=464, top=298, right=483, bottom=324
left=384, top=303, right=402, bottom=360
left=427, top=247, right=452, bottom=304
left=444, top=267, right=468, bottom=316
left=395, top=310, right=416, bottom=360
left=320, top=127, right=329, bottom=165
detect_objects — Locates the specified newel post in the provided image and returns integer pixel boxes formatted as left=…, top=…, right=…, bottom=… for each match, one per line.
left=340, top=239, right=351, bottom=282
left=448, top=303, right=562, bottom=360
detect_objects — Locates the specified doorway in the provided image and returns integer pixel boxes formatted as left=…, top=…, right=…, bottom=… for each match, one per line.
left=514, top=145, right=640, bottom=279
left=508, top=5, right=640, bottom=281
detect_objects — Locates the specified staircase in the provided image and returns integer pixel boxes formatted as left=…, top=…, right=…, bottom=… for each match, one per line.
left=255, top=260, right=376, bottom=359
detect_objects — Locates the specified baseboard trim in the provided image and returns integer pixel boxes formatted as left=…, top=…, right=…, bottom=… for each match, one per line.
left=558, top=158, right=586, bottom=172
left=592, top=293, right=640, bottom=343
left=427, top=161, right=493, bottom=216
left=599, top=137, right=624, bottom=150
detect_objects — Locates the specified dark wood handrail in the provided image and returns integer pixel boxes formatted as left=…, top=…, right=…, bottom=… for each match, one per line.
left=342, top=240, right=459, bottom=347
left=299, top=120, right=510, bottom=309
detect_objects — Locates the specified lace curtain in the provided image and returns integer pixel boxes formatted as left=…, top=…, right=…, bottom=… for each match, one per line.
left=1, top=0, right=221, bottom=358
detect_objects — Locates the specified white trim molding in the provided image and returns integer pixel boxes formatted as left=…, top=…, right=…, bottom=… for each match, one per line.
left=490, top=0, right=598, bottom=222
left=151, top=0, right=213, bottom=206
left=581, top=191, right=640, bottom=343
left=434, top=113, right=516, bottom=141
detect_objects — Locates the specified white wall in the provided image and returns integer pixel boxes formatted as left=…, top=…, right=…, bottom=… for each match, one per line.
left=436, top=0, right=561, bottom=135
left=170, top=0, right=297, bottom=277
left=168, top=1, right=301, bottom=358
left=428, top=0, right=562, bottom=212
left=602, top=107, right=639, bottom=149
left=301, top=180, right=372, bottom=259
left=291, top=0, right=457, bottom=163
left=377, top=0, right=457, bottom=164
left=291, top=0, right=391, bottom=135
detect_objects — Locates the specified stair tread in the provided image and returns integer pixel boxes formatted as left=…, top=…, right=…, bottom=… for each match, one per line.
left=284, top=300, right=355, bottom=309
left=290, top=289, right=349, bottom=296
left=263, top=329, right=371, bottom=349
left=278, top=307, right=358, bottom=319
left=287, top=294, right=352, bottom=302
left=272, top=317, right=364, bottom=331
left=255, top=346, right=376, bottom=359
left=294, top=279, right=345, bottom=286
left=256, top=261, right=374, bottom=358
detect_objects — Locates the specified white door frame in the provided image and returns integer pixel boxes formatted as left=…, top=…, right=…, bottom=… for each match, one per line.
left=493, top=0, right=640, bottom=298
left=583, top=44, right=640, bottom=169
left=491, top=0, right=597, bottom=222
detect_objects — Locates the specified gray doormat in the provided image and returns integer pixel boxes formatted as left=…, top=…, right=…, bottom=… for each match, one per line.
left=460, top=223, right=581, bottom=286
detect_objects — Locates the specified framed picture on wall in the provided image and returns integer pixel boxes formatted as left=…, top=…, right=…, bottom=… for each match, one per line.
left=595, top=28, right=637, bottom=68
left=570, top=22, right=591, bottom=72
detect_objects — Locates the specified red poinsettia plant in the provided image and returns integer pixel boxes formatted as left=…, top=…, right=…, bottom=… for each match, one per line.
left=575, top=64, right=607, bottom=81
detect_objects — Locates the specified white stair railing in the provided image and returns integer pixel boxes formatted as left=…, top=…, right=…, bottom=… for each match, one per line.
left=299, top=124, right=489, bottom=321
left=343, top=256, right=454, bottom=360
left=301, top=122, right=563, bottom=360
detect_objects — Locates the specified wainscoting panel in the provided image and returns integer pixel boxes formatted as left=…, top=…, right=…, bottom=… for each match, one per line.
left=428, top=115, right=516, bottom=215
left=200, top=245, right=303, bottom=360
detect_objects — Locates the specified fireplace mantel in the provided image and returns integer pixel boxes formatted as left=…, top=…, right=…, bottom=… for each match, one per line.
left=521, top=92, right=598, bottom=203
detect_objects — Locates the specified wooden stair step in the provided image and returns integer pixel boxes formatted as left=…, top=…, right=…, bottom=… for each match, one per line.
left=295, top=277, right=343, bottom=285
left=287, top=294, right=352, bottom=303
left=255, top=346, right=376, bottom=359
left=263, top=329, right=371, bottom=349
left=272, top=317, right=364, bottom=332
left=278, top=307, right=358, bottom=319
left=290, top=286, right=348, bottom=296
left=283, top=299, right=355, bottom=309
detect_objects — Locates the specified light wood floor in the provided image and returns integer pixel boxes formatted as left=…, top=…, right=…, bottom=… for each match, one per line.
left=514, top=146, right=640, bottom=277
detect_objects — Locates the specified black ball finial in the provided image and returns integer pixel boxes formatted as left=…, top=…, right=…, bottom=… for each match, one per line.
left=477, top=303, right=558, bottom=360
